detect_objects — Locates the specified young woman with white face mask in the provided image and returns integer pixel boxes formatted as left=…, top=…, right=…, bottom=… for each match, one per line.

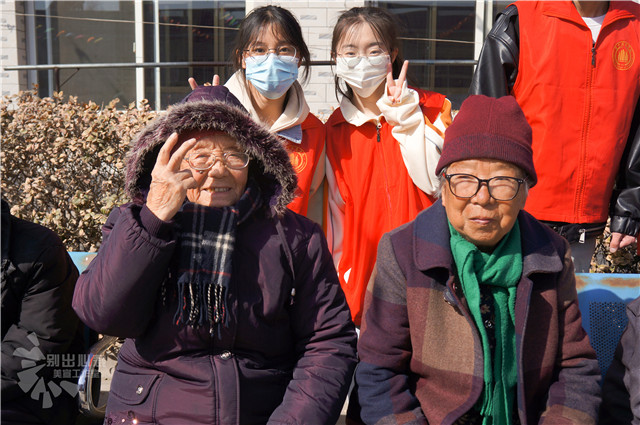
left=325, top=7, right=453, bottom=327
left=190, top=6, right=325, bottom=224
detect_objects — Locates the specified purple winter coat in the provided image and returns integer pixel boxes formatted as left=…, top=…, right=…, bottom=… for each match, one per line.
left=72, top=87, right=357, bottom=425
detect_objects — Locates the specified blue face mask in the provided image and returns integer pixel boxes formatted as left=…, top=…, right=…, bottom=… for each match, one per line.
left=245, top=53, right=299, bottom=99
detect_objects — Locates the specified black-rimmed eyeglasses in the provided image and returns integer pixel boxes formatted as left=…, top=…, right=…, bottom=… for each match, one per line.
left=185, top=152, right=250, bottom=172
left=444, top=173, right=525, bottom=201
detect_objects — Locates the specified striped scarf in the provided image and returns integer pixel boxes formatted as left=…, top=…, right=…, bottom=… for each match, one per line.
left=174, top=180, right=261, bottom=336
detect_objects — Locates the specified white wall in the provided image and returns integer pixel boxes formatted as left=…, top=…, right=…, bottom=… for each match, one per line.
left=0, top=0, right=26, bottom=97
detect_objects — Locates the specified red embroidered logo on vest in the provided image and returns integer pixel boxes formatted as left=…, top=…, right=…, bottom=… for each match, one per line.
left=612, top=41, right=635, bottom=71
left=287, top=144, right=307, bottom=174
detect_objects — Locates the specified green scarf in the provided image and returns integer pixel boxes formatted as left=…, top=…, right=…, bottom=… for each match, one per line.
left=448, top=220, right=522, bottom=425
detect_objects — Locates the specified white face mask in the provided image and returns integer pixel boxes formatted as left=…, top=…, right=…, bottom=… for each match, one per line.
left=335, top=55, right=390, bottom=99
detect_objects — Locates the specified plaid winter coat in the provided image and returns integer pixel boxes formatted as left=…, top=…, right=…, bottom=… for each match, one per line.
left=72, top=88, right=357, bottom=425
left=354, top=200, right=601, bottom=425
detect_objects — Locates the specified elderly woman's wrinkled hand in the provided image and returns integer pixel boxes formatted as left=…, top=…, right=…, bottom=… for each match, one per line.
left=147, top=132, right=198, bottom=221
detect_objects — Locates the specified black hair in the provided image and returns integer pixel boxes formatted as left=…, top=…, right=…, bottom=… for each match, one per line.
left=232, top=5, right=311, bottom=83
left=330, top=7, right=405, bottom=103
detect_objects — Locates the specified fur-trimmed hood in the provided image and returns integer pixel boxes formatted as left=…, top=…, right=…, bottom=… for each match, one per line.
left=125, top=86, right=297, bottom=217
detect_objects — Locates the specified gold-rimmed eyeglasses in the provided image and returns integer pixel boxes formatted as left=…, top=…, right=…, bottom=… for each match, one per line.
left=185, top=151, right=250, bottom=172
left=243, top=45, right=297, bottom=64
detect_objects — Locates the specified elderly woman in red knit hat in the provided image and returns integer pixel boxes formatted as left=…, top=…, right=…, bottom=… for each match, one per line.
left=351, top=95, right=601, bottom=425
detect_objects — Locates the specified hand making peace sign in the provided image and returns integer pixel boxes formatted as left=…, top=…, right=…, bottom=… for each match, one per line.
left=188, top=74, right=221, bottom=90
left=386, top=60, right=409, bottom=105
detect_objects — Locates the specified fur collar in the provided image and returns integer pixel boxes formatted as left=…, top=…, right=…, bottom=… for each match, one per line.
left=125, top=99, right=297, bottom=217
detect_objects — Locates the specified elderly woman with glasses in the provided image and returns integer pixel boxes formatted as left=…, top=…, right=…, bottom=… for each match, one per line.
left=351, top=95, right=601, bottom=425
left=72, top=86, right=357, bottom=424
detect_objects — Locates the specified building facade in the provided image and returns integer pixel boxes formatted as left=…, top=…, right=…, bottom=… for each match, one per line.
left=1, top=1, right=506, bottom=115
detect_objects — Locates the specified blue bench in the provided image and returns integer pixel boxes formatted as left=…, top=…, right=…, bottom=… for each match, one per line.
left=69, top=252, right=97, bottom=274
left=576, top=273, right=639, bottom=379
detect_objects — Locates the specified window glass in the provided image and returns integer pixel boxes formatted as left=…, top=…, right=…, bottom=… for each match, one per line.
left=31, top=1, right=136, bottom=105
left=143, top=1, right=243, bottom=108
left=373, top=1, right=476, bottom=109
left=26, top=1, right=242, bottom=109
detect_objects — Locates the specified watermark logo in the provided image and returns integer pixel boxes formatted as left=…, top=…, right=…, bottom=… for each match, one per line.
left=14, top=332, right=80, bottom=409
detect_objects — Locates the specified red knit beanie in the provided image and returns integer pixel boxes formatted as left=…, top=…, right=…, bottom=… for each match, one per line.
left=436, top=95, right=537, bottom=187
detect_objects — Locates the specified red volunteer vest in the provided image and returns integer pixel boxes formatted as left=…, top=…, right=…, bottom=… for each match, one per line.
left=326, top=89, right=446, bottom=325
left=514, top=1, right=640, bottom=223
left=283, top=113, right=325, bottom=217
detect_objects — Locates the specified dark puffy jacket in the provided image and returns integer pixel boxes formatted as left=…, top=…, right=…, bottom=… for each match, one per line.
left=1, top=199, right=83, bottom=424
left=72, top=87, right=357, bottom=425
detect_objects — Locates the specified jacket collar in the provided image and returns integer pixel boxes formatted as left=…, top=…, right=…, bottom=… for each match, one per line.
left=125, top=88, right=298, bottom=217
left=540, top=1, right=636, bottom=27
left=337, top=93, right=382, bottom=127
left=413, top=200, right=563, bottom=277
left=225, top=71, right=309, bottom=135
left=276, top=125, right=303, bottom=144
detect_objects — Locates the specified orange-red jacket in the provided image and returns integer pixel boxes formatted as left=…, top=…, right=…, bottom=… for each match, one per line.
left=282, top=113, right=326, bottom=218
left=513, top=1, right=640, bottom=224
left=326, top=89, right=449, bottom=326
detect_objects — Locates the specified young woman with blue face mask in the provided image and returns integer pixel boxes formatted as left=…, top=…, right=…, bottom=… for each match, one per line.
left=325, top=7, right=453, bottom=327
left=190, top=6, right=325, bottom=224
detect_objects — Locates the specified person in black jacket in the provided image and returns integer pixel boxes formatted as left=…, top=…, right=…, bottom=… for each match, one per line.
left=1, top=199, right=84, bottom=424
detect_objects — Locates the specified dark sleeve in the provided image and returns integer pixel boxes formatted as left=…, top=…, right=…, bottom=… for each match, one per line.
left=540, top=245, right=602, bottom=423
left=469, top=4, right=520, bottom=97
left=599, top=298, right=640, bottom=425
left=354, top=234, right=427, bottom=425
left=268, top=223, right=358, bottom=425
left=72, top=204, right=177, bottom=338
left=610, top=100, right=640, bottom=236
left=598, top=298, right=640, bottom=425
left=1, top=230, right=80, bottom=401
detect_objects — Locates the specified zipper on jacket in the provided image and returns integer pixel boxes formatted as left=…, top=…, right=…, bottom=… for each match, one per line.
left=374, top=119, right=394, bottom=218
left=575, top=39, right=596, bottom=220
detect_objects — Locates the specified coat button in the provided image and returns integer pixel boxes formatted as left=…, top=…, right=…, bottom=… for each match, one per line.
left=220, top=350, right=232, bottom=360
left=136, top=385, right=144, bottom=394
